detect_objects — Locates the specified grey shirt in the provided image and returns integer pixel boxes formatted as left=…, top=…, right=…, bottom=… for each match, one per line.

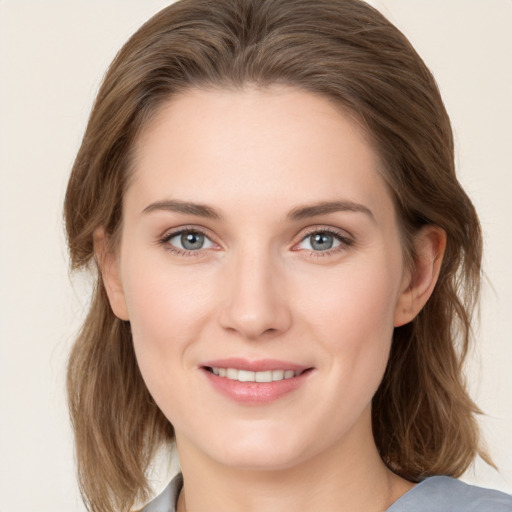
left=141, top=473, right=512, bottom=511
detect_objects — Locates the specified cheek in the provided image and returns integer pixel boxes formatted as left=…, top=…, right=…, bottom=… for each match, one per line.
left=121, top=264, right=222, bottom=430
left=299, top=253, right=402, bottom=394
left=122, top=244, right=213, bottom=336
left=302, top=256, right=400, bottom=339
left=119, top=251, right=217, bottom=391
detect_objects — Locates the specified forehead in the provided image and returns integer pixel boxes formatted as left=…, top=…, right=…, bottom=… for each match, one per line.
left=127, top=85, right=392, bottom=220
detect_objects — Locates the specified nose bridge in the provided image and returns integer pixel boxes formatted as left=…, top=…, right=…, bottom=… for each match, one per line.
left=220, top=242, right=291, bottom=339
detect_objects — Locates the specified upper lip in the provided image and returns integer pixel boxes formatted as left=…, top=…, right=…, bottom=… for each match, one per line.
left=201, top=358, right=311, bottom=372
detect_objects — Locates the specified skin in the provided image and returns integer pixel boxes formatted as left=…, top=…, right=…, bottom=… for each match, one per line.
left=98, top=85, right=445, bottom=512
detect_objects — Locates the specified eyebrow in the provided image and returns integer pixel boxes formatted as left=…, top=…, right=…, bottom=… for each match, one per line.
left=287, top=200, right=375, bottom=222
left=142, top=199, right=374, bottom=222
left=142, top=199, right=221, bottom=219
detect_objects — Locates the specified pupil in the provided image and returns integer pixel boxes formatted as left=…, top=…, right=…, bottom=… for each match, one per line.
left=311, top=233, right=333, bottom=250
left=181, top=232, right=204, bottom=250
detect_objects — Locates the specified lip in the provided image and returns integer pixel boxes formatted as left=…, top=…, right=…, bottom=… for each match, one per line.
left=200, top=358, right=314, bottom=405
left=201, top=358, right=309, bottom=373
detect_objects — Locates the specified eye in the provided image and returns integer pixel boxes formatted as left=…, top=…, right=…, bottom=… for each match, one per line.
left=300, top=232, right=340, bottom=251
left=295, top=229, right=352, bottom=253
left=164, top=229, right=215, bottom=252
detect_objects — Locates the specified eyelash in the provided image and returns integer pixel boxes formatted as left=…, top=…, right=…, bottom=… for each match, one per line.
left=157, top=226, right=354, bottom=258
left=296, top=227, right=354, bottom=258
left=158, top=226, right=216, bottom=258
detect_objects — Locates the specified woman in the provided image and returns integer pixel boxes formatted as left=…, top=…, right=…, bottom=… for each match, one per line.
left=64, top=0, right=512, bottom=511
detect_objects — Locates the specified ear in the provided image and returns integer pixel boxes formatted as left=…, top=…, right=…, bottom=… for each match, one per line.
left=93, top=227, right=130, bottom=321
left=394, top=226, right=446, bottom=327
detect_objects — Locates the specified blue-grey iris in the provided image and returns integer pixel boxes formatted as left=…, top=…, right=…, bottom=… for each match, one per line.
left=310, top=233, right=334, bottom=250
left=181, top=232, right=205, bottom=250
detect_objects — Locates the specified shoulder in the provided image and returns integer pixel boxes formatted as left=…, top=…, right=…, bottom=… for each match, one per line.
left=138, top=473, right=183, bottom=512
left=388, top=476, right=512, bottom=512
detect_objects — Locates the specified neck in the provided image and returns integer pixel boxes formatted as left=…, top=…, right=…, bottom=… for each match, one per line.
left=175, top=408, right=414, bottom=512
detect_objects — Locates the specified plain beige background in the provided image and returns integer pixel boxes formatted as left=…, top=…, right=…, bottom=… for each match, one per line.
left=0, top=1, right=511, bottom=510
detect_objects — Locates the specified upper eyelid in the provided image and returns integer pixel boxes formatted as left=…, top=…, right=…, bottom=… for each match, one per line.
left=160, top=225, right=215, bottom=241
left=296, top=225, right=353, bottom=241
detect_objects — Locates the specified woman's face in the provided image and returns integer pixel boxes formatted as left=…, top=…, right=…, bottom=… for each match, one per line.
left=107, top=86, right=413, bottom=470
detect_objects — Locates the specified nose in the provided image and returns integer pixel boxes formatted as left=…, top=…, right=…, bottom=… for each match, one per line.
left=219, top=248, right=292, bottom=340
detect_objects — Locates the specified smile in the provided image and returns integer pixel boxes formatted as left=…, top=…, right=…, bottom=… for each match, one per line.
left=201, top=359, right=314, bottom=404
left=207, top=367, right=301, bottom=382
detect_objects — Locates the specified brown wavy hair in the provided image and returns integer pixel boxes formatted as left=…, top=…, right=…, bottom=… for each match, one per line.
left=64, top=0, right=491, bottom=510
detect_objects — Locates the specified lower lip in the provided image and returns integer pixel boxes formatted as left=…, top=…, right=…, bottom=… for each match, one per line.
left=202, top=368, right=313, bottom=405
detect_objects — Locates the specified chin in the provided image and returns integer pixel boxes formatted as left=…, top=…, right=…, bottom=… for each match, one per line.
left=202, top=427, right=315, bottom=471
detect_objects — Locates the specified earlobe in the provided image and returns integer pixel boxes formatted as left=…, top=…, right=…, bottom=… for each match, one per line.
left=394, top=226, right=446, bottom=327
left=93, top=227, right=130, bottom=321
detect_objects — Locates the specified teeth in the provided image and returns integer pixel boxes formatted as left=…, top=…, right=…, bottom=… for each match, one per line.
left=238, top=370, right=255, bottom=382
left=210, top=367, right=301, bottom=382
left=255, top=370, right=272, bottom=382
left=226, top=368, right=238, bottom=379
left=272, top=369, right=284, bottom=381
